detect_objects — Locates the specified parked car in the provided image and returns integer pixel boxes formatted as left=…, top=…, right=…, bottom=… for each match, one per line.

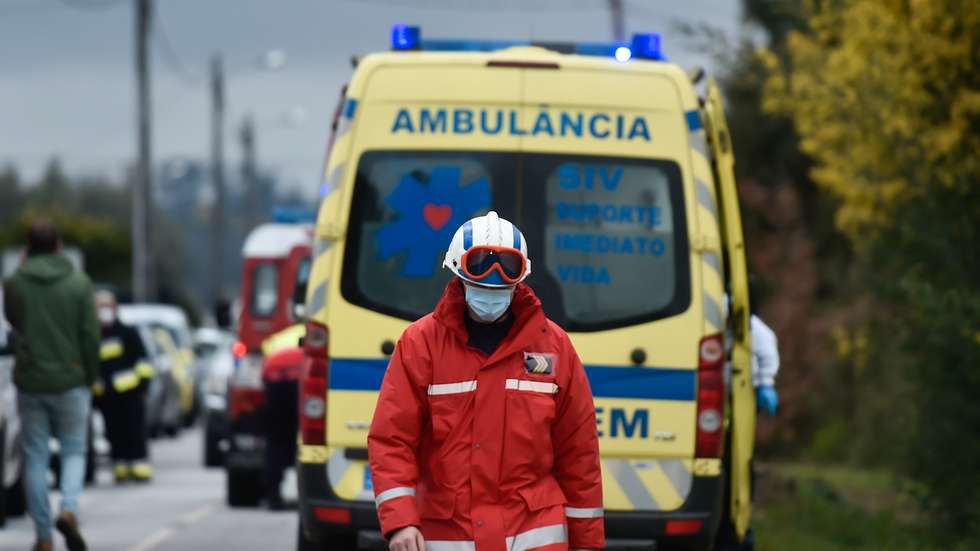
left=151, top=328, right=196, bottom=426
left=0, top=293, right=26, bottom=527
left=119, top=304, right=198, bottom=436
left=122, top=318, right=183, bottom=438
left=194, top=328, right=236, bottom=467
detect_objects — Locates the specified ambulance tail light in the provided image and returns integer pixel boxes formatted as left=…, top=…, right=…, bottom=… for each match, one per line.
left=696, top=334, right=725, bottom=458
left=665, top=518, right=704, bottom=535
left=300, top=321, right=329, bottom=446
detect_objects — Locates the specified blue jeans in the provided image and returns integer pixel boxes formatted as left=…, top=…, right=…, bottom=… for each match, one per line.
left=18, top=386, right=91, bottom=541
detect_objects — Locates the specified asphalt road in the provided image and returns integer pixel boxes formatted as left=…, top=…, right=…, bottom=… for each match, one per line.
left=0, top=427, right=300, bottom=551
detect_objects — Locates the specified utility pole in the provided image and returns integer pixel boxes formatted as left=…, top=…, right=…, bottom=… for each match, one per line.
left=608, top=0, right=626, bottom=42
left=132, top=0, right=152, bottom=301
left=240, top=114, right=258, bottom=231
left=209, top=54, right=225, bottom=308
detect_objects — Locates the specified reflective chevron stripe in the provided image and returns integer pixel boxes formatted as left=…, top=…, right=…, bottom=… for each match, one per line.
left=601, top=458, right=697, bottom=512
left=327, top=448, right=374, bottom=502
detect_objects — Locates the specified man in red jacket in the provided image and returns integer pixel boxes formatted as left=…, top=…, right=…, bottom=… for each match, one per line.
left=369, top=211, right=604, bottom=551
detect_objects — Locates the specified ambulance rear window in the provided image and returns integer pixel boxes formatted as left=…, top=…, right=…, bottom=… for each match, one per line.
left=250, top=263, right=279, bottom=318
left=342, top=151, right=690, bottom=331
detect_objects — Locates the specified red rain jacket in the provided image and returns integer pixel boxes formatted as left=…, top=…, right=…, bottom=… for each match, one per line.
left=368, top=279, right=604, bottom=551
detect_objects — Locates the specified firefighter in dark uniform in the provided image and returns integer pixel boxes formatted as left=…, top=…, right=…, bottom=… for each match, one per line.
left=94, top=290, right=154, bottom=483
left=260, top=324, right=304, bottom=510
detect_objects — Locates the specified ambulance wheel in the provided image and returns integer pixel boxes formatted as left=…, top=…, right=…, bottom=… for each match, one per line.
left=713, top=456, right=754, bottom=551
left=296, top=521, right=356, bottom=551
left=714, top=528, right=754, bottom=551
left=295, top=521, right=321, bottom=551
left=226, top=468, right=262, bottom=507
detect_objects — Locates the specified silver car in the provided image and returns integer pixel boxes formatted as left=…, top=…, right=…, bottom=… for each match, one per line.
left=0, top=290, right=26, bottom=526
left=193, top=328, right=235, bottom=467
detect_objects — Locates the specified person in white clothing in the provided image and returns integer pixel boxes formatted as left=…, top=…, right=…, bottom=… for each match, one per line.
left=751, top=314, right=780, bottom=416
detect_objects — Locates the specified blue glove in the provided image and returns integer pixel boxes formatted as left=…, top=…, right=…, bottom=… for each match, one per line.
left=756, top=386, right=779, bottom=416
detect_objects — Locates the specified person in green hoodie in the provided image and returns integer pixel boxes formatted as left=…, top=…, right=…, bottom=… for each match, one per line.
left=3, top=220, right=98, bottom=551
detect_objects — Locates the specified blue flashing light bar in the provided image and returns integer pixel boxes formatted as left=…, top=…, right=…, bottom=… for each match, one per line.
left=272, top=206, right=318, bottom=224
left=422, top=39, right=526, bottom=52
left=391, top=24, right=421, bottom=50
left=390, top=25, right=666, bottom=62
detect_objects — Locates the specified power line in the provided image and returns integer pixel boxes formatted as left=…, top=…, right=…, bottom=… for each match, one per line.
left=0, top=0, right=123, bottom=15
left=152, top=6, right=205, bottom=86
left=53, top=0, right=127, bottom=11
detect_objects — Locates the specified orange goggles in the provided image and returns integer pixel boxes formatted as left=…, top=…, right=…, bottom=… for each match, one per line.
left=460, top=245, right=526, bottom=285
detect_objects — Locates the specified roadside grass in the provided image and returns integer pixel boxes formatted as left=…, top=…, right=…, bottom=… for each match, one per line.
left=752, top=463, right=975, bottom=551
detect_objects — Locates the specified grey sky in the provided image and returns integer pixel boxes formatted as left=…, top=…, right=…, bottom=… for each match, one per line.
left=0, top=0, right=741, bottom=198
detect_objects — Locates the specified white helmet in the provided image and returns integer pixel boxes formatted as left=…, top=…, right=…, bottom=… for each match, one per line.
left=443, top=211, right=531, bottom=288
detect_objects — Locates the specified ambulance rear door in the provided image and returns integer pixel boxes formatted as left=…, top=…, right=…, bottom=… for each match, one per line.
left=314, top=53, right=525, bottom=502
left=703, top=78, right=754, bottom=538
left=520, top=58, right=704, bottom=514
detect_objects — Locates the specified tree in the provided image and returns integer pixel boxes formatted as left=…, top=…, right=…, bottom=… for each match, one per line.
left=0, top=165, right=21, bottom=223
left=765, top=0, right=980, bottom=533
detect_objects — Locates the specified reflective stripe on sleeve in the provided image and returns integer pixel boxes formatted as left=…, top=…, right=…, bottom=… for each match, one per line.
left=112, top=369, right=140, bottom=393
left=565, top=506, right=604, bottom=518
left=100, top=339, right=124, bottom=360
left=135, top=361, right=155, bottom=379
left=427, top=380, right=477, bottom=396
left=504, top=379, right=558, bottom=394
left=374, top=486, right=416, bottom=507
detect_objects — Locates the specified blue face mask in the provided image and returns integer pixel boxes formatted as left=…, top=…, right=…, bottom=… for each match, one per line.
left=464, top=284, right=514, bottom=323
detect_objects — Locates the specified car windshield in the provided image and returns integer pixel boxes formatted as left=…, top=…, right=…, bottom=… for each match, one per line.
left=342, top=151, right=690, bottom=331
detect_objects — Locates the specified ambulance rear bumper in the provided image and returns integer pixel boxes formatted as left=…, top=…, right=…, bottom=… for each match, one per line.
left=299, top=462, right=725, bottom=550
left=604, top=474, right=726, bottom=551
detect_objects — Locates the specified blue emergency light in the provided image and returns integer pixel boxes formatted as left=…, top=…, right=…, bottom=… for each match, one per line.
left=390, top=25, right=666, bottom=62
left=630, top=32, right=664, bottom=61
left=391, top=24, right=421, bottom=50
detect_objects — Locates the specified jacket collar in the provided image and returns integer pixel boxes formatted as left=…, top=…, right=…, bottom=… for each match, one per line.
left=433, top=278, right=548, bottom=360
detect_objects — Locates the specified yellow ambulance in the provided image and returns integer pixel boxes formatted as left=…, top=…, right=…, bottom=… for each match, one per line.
left=297, top=26, right=755, bottom=551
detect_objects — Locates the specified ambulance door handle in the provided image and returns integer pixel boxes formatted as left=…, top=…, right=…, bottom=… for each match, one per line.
left=381, top=340, right=395, bottom=357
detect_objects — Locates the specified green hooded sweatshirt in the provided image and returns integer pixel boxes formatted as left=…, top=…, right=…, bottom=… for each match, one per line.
left=2, top=254, right=99, bottom=393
